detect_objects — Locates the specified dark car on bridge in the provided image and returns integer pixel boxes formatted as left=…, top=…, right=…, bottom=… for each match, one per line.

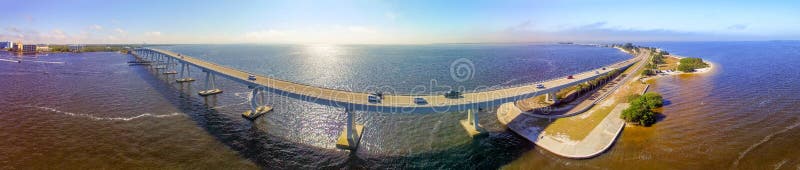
left=444, top=90, right=462, bottom=99
left=414, top=97, right=428, bottom=105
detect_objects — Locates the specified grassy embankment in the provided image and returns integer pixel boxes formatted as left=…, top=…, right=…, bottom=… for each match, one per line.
left=530, top=47, right=652, bottom=141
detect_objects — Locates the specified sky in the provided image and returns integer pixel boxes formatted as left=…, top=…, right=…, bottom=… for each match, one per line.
left=2, top=0, right=799, bottom=44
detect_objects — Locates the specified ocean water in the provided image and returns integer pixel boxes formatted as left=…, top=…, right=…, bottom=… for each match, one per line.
left=506, top=41, right=800, bottom=169
left=3, top=42, right=797, bottom=169
left=156, top=44, right=629, bottom=94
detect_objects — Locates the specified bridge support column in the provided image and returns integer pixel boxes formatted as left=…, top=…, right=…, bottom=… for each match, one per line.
left=242, top=86, right=272, bottom=119
left=154, top=53, right=166, bottom=70
left=176, top=62, right=195, bottom=83
left=459, top=109, right=484, bottom=136
left=163, top=56, right=177, bottom=75
left=336, top=108, right=364, bottom=150
left=198, top=71, right=223, bottom=96
left=546, top=92, right=558, bottom=104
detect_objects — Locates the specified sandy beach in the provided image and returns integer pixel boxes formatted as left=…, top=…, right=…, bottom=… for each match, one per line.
left=642, top=55, right=715, bottom=82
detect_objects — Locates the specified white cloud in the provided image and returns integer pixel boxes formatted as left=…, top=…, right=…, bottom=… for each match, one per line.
left=47, top=29, right=68, bottom=39
left=90, top=24, right=103, bottom=30
left=114, top=28, right=127, bottom=35
left=144, top=31, right=162, bottom=36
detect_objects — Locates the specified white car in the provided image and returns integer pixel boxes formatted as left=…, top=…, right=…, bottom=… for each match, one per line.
left=368, top=95, right=381, bottom=103
left=536, top=84, right=545, bottom=89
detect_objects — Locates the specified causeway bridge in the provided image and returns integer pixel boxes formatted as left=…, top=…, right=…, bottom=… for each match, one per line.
left=130, top=47, right=641, bottom=150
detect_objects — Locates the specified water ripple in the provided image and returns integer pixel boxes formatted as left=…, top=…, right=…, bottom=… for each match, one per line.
left=731, top=120, right=800, bottom=168
left=25, top=105, right=184, bottom=121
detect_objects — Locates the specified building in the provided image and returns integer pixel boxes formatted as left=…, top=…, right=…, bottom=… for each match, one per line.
left=12, top=42, right=21, bottom=51
left=12, top=42, right=36, bottom=54
left=0, top=41, right=12, bottom=49
left=22, top=45, right=36, bottom=54
left=36, top=46, right=50, bottom=52
left=69, top=44, right=84, bottom=52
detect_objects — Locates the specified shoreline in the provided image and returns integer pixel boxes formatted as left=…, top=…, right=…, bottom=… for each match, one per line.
left=503, top=47, right=648, bottom=159
left=643, top=55, right=715, bottom=82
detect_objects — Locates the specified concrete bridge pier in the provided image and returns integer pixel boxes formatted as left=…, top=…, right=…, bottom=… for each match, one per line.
left=460, top=109, right=484, bottom=136
left=163, top=57, right=177, bottom=75
left=336, top=108, right=364, bottom=150
left=546, top=92, right=559, bottom=104
left=176, top=62, right=195, bottom=83
left=198, top=70, right=223, bottom=96
left=154, top=53, right=166, bottom=70
left=242, top=86, right=272, bottom=119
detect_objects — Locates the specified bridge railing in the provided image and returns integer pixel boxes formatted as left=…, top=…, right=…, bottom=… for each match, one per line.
left=139, top=48, right=640, bottom=97
left=483, top=56, right=639, bottom=92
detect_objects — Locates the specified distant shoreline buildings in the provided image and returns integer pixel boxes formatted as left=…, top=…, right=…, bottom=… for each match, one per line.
left=5, top=41, right=38, bottom=55
left=0, top=41, right=135, bottom=55
left=0, top=41, right=13, bottom=49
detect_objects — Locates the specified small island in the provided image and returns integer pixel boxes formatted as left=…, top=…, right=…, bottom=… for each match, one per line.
left=639, top=49, right=713, bottom=78
left=677, top=57, right=710, bottom=72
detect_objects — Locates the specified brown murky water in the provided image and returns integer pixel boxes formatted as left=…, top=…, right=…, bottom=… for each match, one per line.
left=505, top=41, right=800, bottom=169
left=2, top=42, right=799, bottom=169
left=0, top=52, right=258, bottom=169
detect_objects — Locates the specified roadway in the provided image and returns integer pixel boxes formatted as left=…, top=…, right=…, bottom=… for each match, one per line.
left=138, top=48, right=640, bottom=113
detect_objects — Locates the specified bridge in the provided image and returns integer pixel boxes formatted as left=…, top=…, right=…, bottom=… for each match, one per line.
left=130, top=47, right=641, bottom=150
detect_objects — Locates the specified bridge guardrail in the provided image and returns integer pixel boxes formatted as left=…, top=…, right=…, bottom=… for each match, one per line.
left=138, top=48, right=639, bottom=98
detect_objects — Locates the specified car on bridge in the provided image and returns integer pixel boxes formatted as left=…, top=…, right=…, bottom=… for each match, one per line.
left=536, top=84, right=545, bottom=89
left=414, top=97, right=428, bottom=105
left=248, top=74, right=257, bottom=81
left=368, top=92, right=383, bottom=103
left=444, top=90, right=462, bottom=99
left=567, top=75, right=574, bottom=79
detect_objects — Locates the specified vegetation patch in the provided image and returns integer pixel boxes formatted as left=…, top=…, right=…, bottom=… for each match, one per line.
left=621, top=92, right=663, bottom=126
left=677, top=57, right=709, bottom=72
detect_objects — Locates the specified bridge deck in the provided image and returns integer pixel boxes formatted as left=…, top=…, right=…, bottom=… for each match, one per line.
left=139, top=48, right=640, bottom=112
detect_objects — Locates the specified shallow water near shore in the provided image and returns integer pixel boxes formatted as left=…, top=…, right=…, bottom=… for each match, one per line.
left=2, top=42, right=800, bottom=169
left=506, top=41, right=800, bottom=169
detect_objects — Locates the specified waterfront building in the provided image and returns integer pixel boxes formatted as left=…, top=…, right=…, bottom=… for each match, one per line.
left=69, top=44, right=84, bottom=52
left=12, top=42, right=21, bottom=51
left=36, top=46, right=50, bottom=52
left=0, top=41, right=12, bottom=49
left=13, top=42, right=37, bottom=54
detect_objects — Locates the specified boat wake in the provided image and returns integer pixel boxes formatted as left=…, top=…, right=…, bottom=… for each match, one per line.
left=0, top=58, right=65, bottom=64
left=732, top=120, right=800, bottom=168
left=27, top=60, right=66, bottom=64
left=0, top=58, right=21, bottom=63
left=26, top=105, right=184, bottom=121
